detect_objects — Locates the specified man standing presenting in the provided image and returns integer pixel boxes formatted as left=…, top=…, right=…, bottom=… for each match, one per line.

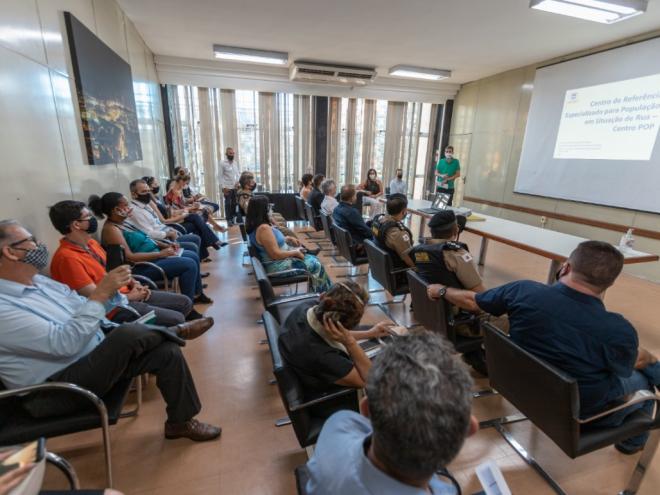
left=219, top=147, right=240, bottom=226
left=435, top=145, right=460, bottom=206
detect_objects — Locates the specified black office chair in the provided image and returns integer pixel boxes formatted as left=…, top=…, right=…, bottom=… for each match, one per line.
left=331, top=225, right=369, bottom=278
left=247, top=244, right=309, bottom=289
left=304, top=202, right=323, bottom=233
left=363, top=239, right=409, bottom=298
left=294, top=195, right=308, bottom=224
left=319, top=212, right=336, bottom=246
left=253, top=257, right=319, bottom=323
left=483, top=323, right=660, bottom=495
left=263, top=312, right=359, bottom=448
left=0, top=379, right=139, bottom=488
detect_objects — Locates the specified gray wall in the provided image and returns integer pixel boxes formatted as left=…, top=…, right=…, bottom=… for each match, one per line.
left=450, top=33, right=660, bottom=283
left=0, top=0, right=167, bottom=255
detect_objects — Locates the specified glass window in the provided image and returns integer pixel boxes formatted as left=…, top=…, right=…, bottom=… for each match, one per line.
left=236, top=90, right=260, bottom=174
left=372, top=99, right=388, bottom=176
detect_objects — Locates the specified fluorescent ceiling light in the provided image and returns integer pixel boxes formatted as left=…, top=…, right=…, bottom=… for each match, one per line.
left=213, top=45, right=288, bottom=65
left=530, top=0, right=647, bottom=24
left=388, top=65, right=451, bottom=81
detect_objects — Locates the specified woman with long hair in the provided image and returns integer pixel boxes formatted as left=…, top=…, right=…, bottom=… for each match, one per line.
left=246, top=195, right=330, bottom=292
left=89, top=192, right=212, bottom=304
left=299, top=173, right=314, bottom=201
left=357, top=168, right=384, bottom=213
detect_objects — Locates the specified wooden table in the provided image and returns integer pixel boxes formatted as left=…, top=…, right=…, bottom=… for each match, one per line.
left=394, top=198, right=659, bottom=284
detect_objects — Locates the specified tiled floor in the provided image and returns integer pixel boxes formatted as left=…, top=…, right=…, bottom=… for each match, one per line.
left=42, top=220, right=660, bottom=494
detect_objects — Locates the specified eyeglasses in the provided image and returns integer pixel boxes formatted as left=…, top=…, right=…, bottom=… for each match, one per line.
left=78, top=216, right=93, bottom=223
left=9, top=236, right=37, bottom=248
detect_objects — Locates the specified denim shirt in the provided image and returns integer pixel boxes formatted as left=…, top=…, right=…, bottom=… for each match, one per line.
left=0, top=274, right=122, bottom=389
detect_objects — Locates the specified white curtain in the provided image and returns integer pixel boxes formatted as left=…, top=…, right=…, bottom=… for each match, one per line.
left=326, top=97, right=342, bottom=182
left=196, top=88, right=220, bottom=203
left=382, top=101, right=407, bottom=184
left=344, top=98, right=357, bottom=185
left=258, top=92, right=281, bottom=191
left=360, top=99, right=376, bottom=182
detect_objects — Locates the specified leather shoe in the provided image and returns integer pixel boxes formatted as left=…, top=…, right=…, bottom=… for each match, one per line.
left=615, top=443, right=645, bottom=455
left=164, top=419, right=221, bottom=441
left=171, top=317, right=214, bottom=340
left=201, top=272, right=210, bottom=278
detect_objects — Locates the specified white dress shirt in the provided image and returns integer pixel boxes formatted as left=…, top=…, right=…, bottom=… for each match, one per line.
left=389, top=178, right=407, bottom=195
left=219, top=159, right=241, bottom=189
left=321, top=195, right=339, bottom=215
left=127, top=200, right=172, bottom=240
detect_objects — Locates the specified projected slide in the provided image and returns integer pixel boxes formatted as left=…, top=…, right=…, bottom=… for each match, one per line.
left=554, top=74, right=660, bottom=160
left=515, top=35, right=660, bottom=213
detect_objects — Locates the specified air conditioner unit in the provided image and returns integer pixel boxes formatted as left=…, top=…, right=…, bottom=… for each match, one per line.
left=289, top=60, right=377, bottom=86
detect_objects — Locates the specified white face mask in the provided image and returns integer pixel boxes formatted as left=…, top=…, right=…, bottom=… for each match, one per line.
left=445, top=153, right=453, bottom=159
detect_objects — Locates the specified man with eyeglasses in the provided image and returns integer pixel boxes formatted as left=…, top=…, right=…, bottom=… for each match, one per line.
left=48, top=200, right=205, bottom=323
left=0, top=219, right=222, bottom=441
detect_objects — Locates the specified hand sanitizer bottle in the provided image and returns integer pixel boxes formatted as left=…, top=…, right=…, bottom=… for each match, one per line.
left=619, top=229, right=634, bottom=252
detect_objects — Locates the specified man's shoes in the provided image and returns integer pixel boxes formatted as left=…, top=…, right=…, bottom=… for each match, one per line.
left=201, top=272, right=210, bottom=278
left=304, top=247, right=321, bottom=256
left=202, top=283, right=208, bottom=289
left=185, top=309, right=205, bottom=321
left=615, top=442, right=645, bottom=455
left=172, top=317, right=214, bottom=340
left=202, top=257, right=212, bottom=263
left=164, top=419, right=221, bottom=441
left=194, top=293, right=213, bottom=304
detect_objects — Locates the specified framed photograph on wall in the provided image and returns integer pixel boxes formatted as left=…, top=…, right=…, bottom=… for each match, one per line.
left=64, top=12, right=142, bottom=165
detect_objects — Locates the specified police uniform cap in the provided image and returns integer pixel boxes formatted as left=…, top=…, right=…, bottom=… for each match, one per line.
left=428, top=210, right=456, bottom=230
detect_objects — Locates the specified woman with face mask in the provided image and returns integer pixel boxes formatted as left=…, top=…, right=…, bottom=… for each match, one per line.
left=89, top=193, right=212, bottom=304
left=357, top=168, right=384, bottom=214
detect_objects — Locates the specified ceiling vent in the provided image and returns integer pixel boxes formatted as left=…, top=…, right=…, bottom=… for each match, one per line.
left=290, top=60, right=377, bottom=86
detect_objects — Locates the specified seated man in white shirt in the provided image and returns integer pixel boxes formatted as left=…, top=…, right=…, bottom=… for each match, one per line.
left=388, top=168, right=407, bottom=196
left=320, top=179, right=338, bottom=216
left=0, top=219, right=221, bottom=441
left=306, top=331, right=478, bottom=495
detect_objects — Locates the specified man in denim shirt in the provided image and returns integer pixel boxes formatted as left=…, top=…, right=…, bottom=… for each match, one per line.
left=0, top=219, right=221, bottom=442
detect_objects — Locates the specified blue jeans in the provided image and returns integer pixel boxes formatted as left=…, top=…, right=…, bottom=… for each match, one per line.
left=178, top=233, right=201, bottom=256
left=133, top=250, right=202, bottom=300
left=592, top=362, right=660, bottom=449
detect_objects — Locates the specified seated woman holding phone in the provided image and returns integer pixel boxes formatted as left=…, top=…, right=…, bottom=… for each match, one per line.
left=279, top=281, right=395, bottom=392
left=246, top=195, right=331, bottom=293
left=89, top=192, right=212, bottom=305
left=48, top=200, right=205, bottom=322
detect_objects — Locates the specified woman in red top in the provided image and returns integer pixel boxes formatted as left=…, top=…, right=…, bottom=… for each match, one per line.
left=166, top=174, right=227, bottom=233
left=48, top=200, right=205, bottom=323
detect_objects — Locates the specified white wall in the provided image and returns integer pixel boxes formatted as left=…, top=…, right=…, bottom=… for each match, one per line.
left=450, top=32, right=660, bottom=283
left=0, top=0, right=166, bottom=253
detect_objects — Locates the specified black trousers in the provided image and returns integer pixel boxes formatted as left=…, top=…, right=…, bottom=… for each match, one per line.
left=181, top=213, right=218, bottom=259
left=111, top=290, right=192, bottom=327
left=26, top=324, right=201, bottom=424
left=223, top=189, right=237, bottom=223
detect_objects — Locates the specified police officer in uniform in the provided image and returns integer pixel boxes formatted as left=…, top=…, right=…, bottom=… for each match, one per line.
left=371, top=194, right=415, bottom=285
left=411, top=210, right=488, bottom=374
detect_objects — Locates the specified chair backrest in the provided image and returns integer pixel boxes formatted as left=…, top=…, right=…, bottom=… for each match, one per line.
left=364, top=239, right=397, bottom=293
left=295, top=195, right=306, bottom=222
left=238, top=222, right=248, bottom=243
left=320, top=212, right=335, bottom=245
left=252, top=257, right=276, bottom=307
left=483, top=323, right=580, bottom=456
left=406, top=270, right=453, bottom=340
left=332, top=224, right=358, bottom=264
left=262, top=311, right=319, bottom=448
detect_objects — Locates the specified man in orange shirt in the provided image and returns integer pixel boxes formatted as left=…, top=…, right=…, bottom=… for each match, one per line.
left=49, top=200, right=203, bottom=324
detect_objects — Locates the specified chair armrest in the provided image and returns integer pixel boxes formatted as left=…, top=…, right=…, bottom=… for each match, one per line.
left=132, top=261, right=169, bottom=287
left=131, top=275, right=158, bottom=290
left=391, top=267, right=411, bottom=275
left=267, top=269, right=310, bottom=278
left=268, top=294, right=319, bottom=307
left=288, top=387, right=355, bottom=412
left=578, top=389, right=660, bottom=424
left=0, top=382, right=108, bottom=418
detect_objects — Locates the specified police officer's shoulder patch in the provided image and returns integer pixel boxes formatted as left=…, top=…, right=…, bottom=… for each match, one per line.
left=402, top=233, right=410, bottom=242
left=461, top=252, right=473, bottom=262
left=445, top=241, right=462, bottom=250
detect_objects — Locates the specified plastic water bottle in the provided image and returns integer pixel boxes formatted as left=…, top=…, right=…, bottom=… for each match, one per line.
left=619, top=228, right=635, bottom=252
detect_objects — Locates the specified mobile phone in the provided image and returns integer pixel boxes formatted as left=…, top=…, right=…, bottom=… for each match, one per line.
left=105, top=244, right=126, bottom=271
left=0, top=438, right=45, bottom=475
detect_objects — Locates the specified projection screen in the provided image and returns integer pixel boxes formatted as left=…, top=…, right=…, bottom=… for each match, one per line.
left=514, top=36, right=660, bottom=213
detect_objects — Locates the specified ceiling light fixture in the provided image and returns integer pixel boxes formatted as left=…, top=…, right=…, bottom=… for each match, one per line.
left=213, top=45, right=288, bottom=65
left=530, top=0, right=648, bottom=24
left=388, top=65, right=451, bottom=81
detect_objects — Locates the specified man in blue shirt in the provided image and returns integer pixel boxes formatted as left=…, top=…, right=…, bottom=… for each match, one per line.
left=306, top=332, right=478, bottom=494
left=0, top=219, right=221, bottom=442
left=333, top=184, right=374, bottom=252
left=426, top=240, right=659, bottom=454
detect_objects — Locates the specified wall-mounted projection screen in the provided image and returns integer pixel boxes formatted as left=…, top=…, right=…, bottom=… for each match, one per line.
left=515, top=37, right=660, bottom=213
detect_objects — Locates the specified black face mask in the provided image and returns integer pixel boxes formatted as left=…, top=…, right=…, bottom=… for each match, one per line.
left=85, top=216, right=98, bottom=234
left=397, top=174, right=403, bottom=179
left=226, top=155, right=234, bottom=162
left=151, top=186, right=160, bottom=194
left=136, top=193, right=152, bottom=204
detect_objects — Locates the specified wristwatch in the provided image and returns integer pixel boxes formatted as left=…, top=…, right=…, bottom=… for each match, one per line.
left=436, top=286, right=447, bottom=298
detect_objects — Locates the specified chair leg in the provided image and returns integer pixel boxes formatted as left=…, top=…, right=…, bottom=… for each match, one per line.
left=46, top=451, right=80, bottom=490
left=619, top=429, right=660, bottom=495
left=472, top=389, right=498, bottom=399
left=100, top=407, right=113, bottom=488
left=492, top=420, right=567, bottom=495
left=275, top=417, right=292, bottom=427
left=120, top=376, right=142, bottom=418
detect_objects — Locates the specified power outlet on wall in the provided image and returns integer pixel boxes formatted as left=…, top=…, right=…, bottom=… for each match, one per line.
left=540, top=216, right=547, bottom=228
